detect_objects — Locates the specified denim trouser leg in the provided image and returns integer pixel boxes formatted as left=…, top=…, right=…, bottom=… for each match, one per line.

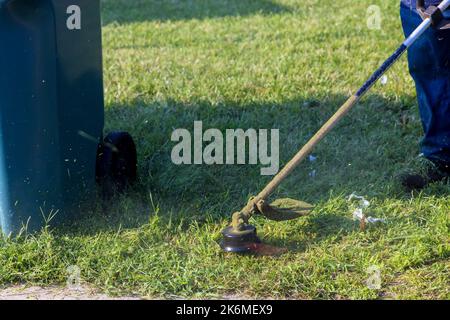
left=400, top=4, right=450, bottom=167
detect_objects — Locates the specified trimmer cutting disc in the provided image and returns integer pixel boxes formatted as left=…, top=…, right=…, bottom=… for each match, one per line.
left=219, top=198, right=312, bottom=253
left=220, top=225, right=261, bottom=253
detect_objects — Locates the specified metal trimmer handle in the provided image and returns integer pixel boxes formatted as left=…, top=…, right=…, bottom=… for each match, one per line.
left=434, top=0, right=450, bottom=11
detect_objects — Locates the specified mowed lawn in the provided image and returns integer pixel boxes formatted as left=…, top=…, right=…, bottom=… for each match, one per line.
left=0, top=0, right=448, bottom=299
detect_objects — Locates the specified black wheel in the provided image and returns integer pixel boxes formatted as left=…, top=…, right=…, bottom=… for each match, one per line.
left=96, top=131, right=137, bottom=198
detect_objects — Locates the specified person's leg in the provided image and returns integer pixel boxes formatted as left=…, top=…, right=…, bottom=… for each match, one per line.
left=399, top=3, right=450, bottom=189
left=401, top=3, right=450, bottom=167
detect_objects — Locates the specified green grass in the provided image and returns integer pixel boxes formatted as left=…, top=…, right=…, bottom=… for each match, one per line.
left=0, top=0, right=449, bottom=299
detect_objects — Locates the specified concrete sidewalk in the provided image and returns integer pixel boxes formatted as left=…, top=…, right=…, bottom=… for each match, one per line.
left=0, top=285, right=141, bottom=300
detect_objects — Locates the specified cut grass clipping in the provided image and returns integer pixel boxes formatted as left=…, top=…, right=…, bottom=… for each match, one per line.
left=0, top=0, right=449, bottom=299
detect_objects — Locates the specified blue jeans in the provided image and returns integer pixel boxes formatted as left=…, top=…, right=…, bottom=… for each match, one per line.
left=400, top=3, right=450, bottom=168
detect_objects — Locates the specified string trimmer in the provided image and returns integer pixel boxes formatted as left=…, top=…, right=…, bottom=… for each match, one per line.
left=220, top=0, right=450, bottom=253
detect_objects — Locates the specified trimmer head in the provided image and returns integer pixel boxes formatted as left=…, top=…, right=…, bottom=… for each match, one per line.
left=220, top=225, right=261, bottom=253
left=220, top=197, right=313, bottom=254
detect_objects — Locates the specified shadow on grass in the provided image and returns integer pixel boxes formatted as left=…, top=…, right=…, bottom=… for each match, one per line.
left=61, top=92, right=441, bottom=241
left=101, top=0, right=290, bottom=25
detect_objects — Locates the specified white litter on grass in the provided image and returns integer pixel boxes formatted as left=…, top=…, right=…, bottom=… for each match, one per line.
left=380, top=75, right=388, bottom=85
left=347, top=193, right=386, bottom=224
left=309, top=155, right=317, bottom=162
